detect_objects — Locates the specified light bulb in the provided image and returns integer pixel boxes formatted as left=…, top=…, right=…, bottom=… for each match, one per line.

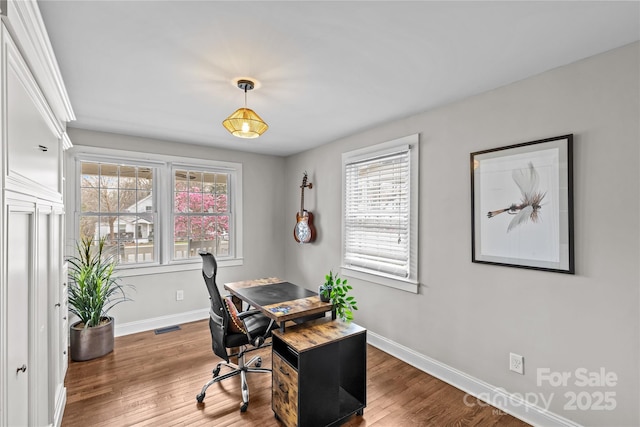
left=242, top=122, right=250, bottom=133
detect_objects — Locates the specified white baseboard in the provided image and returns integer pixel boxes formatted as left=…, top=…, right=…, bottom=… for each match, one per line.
left=115, top=308, right=209, bottom=337
left=366, top=331, right=582, bottom=427
left=54, top=387, right=66, bottom=427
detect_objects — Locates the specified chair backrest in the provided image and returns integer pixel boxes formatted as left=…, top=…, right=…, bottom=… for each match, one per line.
left=200, top=252, right=230, bottom=362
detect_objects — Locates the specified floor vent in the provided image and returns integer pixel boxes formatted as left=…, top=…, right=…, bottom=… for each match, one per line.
left=154, top=325, right=181, bottom=335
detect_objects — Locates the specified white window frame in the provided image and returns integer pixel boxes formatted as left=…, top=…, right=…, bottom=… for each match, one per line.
left=170, top=163, right=235, bottom=262
left=69, top=146, right=243, bottom=277
left=341, top=134, right=419, bottom=293
left=75, top=158, right=160, bottom=266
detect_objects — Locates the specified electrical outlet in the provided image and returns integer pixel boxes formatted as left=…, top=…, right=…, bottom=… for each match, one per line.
left=176, top=290, right=184, bottom=301
left=509, top=352, right=524, bottom=374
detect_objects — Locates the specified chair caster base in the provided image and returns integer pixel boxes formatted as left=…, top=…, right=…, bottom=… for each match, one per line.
left=196, top=393, right=205, bottom=403
left=240, top=402, right=248, bottom=412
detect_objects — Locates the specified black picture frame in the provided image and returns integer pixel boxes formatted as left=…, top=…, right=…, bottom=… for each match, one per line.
left=471, top=134, right=574, bottom=274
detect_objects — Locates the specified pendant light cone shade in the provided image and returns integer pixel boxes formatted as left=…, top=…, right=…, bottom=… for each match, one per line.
left=222, top=107, right=269, bottom=139
left=222, top=79, right=268, bottom=138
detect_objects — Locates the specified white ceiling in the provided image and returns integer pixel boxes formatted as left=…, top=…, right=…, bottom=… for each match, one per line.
left=38, top=1, right=639, bottom=157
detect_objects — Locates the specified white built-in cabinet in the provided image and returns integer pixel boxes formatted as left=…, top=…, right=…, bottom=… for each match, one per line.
left=6, top=205, right=31, bottom=426
left=1, top=1, right=75, bottom=426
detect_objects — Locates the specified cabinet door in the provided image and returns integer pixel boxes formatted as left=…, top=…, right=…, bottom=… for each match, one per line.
left=6, top=26, right=61, bottom=196
left=272, top=354, right=298, bottom=427
left=7, top=210, right=32, bottom=426
left=60, top=262, right=69, bottom=379
left=48, top=211, right=66, bottom=423
left=34, top=211, right=50, bottom=425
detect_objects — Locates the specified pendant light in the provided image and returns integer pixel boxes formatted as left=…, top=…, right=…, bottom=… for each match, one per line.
left=222, top=79, right=268, bottom=139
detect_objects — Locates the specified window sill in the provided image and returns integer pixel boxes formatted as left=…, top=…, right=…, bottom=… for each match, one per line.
left=115, top=258, right=243, bottom=277
left=340, top=267, right=418, bottom=294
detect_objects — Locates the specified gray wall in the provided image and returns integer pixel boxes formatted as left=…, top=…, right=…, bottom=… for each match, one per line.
left=64, top=42, right=639, bottom=426
left=65, top=128, right=288, bottom=324
left=283, top=42, right=639, bottom=426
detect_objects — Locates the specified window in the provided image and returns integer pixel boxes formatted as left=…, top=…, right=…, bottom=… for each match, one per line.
left=79, top=161, right=156, bottom=264
left=72, top=149, right=243, bottom=273
left=173, top=168, right=231, bottom=260
left=342, top=134, right=419, bottom=292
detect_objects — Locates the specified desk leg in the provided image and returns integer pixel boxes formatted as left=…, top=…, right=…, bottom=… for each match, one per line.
left=332, top=308, right=336, bottom=320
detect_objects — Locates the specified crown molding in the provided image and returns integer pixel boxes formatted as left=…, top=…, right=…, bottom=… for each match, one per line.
left=2, top=0, right=75, bottom=124
left=61, top=131, right=73, bottom=150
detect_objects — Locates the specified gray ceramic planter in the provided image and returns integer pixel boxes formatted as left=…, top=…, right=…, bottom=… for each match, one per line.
left=69, top=317, right=114, bottom=361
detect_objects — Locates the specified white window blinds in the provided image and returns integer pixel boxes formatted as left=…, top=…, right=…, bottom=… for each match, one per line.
left=343, top=147, right=411, bottom=279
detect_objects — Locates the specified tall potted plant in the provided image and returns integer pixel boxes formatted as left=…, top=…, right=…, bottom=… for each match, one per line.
left=68, top=236, right=131, bottom=361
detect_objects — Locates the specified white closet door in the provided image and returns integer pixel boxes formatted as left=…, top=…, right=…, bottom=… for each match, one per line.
left=34, top=211, right=51, bottom=425
left=7, top=210, right=32, bottom=426
left=48, top=211, right=65, bottom=419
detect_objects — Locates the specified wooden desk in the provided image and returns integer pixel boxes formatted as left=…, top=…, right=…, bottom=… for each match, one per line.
left=224, top=278, right=334, bottom=332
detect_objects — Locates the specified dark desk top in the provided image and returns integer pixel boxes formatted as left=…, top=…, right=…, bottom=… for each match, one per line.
left=232, top=282, right=316, bottom=308
left=225, top=278, right=333, bottom=325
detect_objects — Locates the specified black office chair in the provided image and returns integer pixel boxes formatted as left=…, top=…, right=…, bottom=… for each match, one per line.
left=196, top=252, right=275, bottom=412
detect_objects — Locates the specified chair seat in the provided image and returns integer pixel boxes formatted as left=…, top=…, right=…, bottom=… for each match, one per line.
left=225, top=312, right=274, bottom=348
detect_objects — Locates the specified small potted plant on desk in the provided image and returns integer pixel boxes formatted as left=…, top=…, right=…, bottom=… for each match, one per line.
left=319, top=270, right=358, bottom=322
left=68, top=236, right=132, bottom=361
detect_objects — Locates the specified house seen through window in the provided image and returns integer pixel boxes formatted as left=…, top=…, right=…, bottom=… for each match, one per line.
left=79, top=161, right=155, bottom=264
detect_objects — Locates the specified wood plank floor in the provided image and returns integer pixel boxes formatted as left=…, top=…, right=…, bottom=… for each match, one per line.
left=62, top=320, right=530, bottom=426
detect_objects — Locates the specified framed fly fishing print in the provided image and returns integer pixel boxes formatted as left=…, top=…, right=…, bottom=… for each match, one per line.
left=471, top=134, right=574, bottom=274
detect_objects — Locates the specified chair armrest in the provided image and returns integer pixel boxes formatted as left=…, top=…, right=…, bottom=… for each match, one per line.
left=237, top=309, right=262, bottom=320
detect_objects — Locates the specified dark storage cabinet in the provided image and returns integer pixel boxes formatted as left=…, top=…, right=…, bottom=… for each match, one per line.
left=272, top=318, right=366, bottom=427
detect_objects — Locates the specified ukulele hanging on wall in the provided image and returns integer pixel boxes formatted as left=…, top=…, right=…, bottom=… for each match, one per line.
left=294, top=172, right=316, bottom=244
